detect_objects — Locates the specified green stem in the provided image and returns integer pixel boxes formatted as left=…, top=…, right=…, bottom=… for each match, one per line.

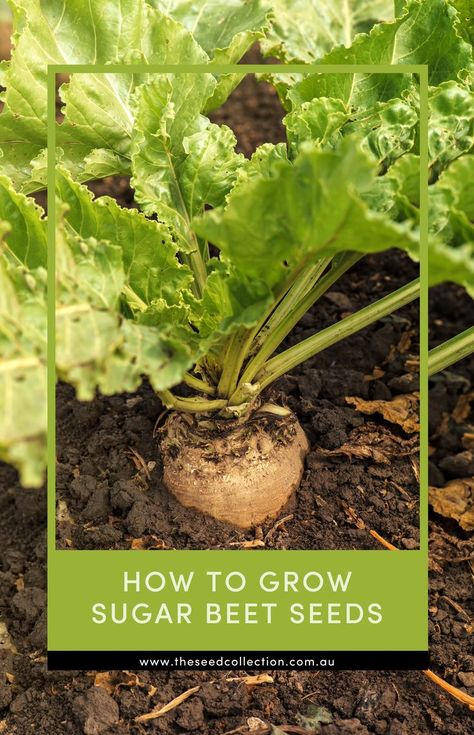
left=428, top=326, right=474, bottom=376
left=122, top=285, right=148, bottom=312
left=235, top=252, right=361, bottom=391
left=216, top=329, right=251, bottom=398
left=183, top=248, right=207, bottom=299
left=215, top=260, right=323, bottom=395
left=256, top=278, right=420, bottom=392
left=159, top=389, right=227, bottom=413
left=183, top=372, right=216, bottom=396
left=250, top=256, right=333, bottom=356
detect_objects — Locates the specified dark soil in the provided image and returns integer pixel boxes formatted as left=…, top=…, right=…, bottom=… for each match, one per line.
left=428, top=285, right=474, bottom=541
left=1, top=466, right=473, bottom=734
left=56, top=248, right=420, bottom=551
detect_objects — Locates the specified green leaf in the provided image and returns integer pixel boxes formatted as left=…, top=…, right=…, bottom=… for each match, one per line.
left=429, top=155, right=474, bottom=294
left=56, top=220, right=196, bottom=400
left=151, top=0, right=270, bottom=59
left=131, top=74, right=243, bottom=248
left=0, top=174, right=47, bottom=268
left=283, top=96, right=418, bottom=168
left=280, top=0, right=472, bottom=110
left=0, top=216, right=47, bottom=488
left=428, top=81, right=474, bottom=178
left=450, top=0, right=474, bottom=46
left=261, top=0, right=393, bottom=63
left=363, top=153, right=420, bottom=222
left=149, top=1, right=272, bottom=112
left=195, top=262, right=273, bottom=340
left=56, top=169, right=193, bottom=306
left=193, top=139, right=418, bottom=290
left=284, top=97, right=349, bottom=155
left=180, top=123, right=245, bottom=214
left=0, top=0, right=208, bottom=189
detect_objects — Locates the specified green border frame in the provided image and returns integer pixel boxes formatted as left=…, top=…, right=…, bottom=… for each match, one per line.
left=47, top=62, right=429, bottom=559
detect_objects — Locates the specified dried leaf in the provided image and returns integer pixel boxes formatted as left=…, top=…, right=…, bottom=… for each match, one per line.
left=346, top=394, right=419, bottom=433
left=94, top=672, right=115, bottom=694
left=135, top=685, right=201, bottom=723
left=453, top=392, right=474, bottom=423
left=364, top=366, right=386, bottom=381
left=316, top=426, right=417, bottom=465
left=130, top=535, right=168, bottom=550
left=5, top=673, right=14, bottom=684
left=94, top=670, right=142, bottom=695
left=345, top=506, right=366, bottom=529
left=241, top=674, right=274, bottom=687
left=429, top=479, right=474, bottom=531
left=318, top=443, right=390, bottom=464
left=57, top=499, right=74, bottom=524
left=248, top=717, right=270, bottom=732
left=0, top=622, right=17, bottom=654
left=230, top=539, right=266, bottom=549
left=462, top=432, right=474, bottom=451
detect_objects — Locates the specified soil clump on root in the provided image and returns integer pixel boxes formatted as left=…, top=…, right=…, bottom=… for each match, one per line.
left=161, top=411, right=309, bottom=527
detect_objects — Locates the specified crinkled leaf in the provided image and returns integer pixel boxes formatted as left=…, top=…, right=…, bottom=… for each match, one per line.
left=429, top=155, right=474, bottom=294
left=0, top=201, right=46, bottom=487
left=58, top=11, right=209, bottom=178
left=195, top=263, right=273, bottom=340
left=230, top=142, right=289, bottom=196
left=0, top=0, right=208, bottom=189
left=284, top=96, right=418, bottom=167
left=284, top=97, right=349, bottom=155
left=193, top=139, right=418, bottom=290
left=429, top=81, right=474, bottom=178
left=450, top=0, right=474, bottom=46
left=131, top=75, right=243, bottom=249
left=151, top=0, right=270, bottom=58
left=56, top=222, right=196, bottom=400
left=363, top=153, right=420, bottom=221
left=261, top=0, right=393, bottom=63
left=148, top=1, right=272, bottom=113
left=181, top=123, right=245, bottom=214
left=0, top=174, right=46, bottom=268
left=56, top=169, right=193, bottom=306
left=281, top=0, right=472, bottom=111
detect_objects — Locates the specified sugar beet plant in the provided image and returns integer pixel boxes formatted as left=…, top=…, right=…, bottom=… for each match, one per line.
left=0, top=0, right=473, bottom=528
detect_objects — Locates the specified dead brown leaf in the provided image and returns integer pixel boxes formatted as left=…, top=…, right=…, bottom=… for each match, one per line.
left=346, top=394, right=419, bottom=433
left=364, top=367, right=386, bottom=382
left=135, top=675, right=273, bottom=723
left=130, top=535, right=168, bottom=550
left=345, top=506, right=366, bottom=529
left=0, top=622, right=17, bottom=654
left=94, top=670, right=143, bottom=696
left=316, top=425, right=417, bottom=465
left=229, top=539, right=266, bottom=549
left=429, top=479, right=474, bottom=532
left=94, top=672, right=115, bottom=695
left=462, top=432, right=474, bottom=451
left=453, top=392, right=474, bottom=423
left=228, top=674, right=274, bottom=687
left=135, top=686, right=201, bottom=722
